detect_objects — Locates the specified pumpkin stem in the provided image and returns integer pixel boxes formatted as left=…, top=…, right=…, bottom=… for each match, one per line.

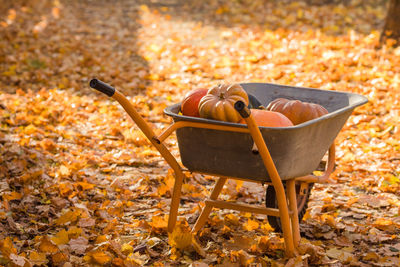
left=219, top=92, right=225, bottom=99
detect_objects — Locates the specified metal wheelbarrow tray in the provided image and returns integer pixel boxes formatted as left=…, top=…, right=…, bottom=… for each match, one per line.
left=164, top=82, right=367, bottom=182
left=89, top=79, right=367, bottom=257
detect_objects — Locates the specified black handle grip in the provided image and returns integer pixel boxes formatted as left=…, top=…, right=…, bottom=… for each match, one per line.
left=89, top=79, right=115, bottom=97
left=234, top=101, right=251, bottom=118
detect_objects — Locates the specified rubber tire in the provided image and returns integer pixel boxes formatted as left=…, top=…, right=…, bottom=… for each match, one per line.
left=265, top=182, right=313, bottom=232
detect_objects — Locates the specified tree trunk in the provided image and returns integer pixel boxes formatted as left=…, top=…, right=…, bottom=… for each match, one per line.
left=381, top=0, right=400, bottom=44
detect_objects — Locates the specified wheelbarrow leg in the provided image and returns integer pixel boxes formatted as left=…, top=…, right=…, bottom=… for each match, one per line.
left=274, top=184, right=296, bottom=257
left=287, top=179, right=301, bottom=246
left=234, top=101, right=296, bottom=257
left=192, top=177, right=227, bottom=233
left=168, top=171, right=185, bottom=233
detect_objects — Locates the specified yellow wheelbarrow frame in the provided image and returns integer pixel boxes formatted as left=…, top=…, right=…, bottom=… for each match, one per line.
left=89, top=79, right=336, bottom=257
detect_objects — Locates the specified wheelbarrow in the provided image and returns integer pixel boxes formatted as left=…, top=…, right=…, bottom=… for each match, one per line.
left=89, top=79, right=367, bottom=257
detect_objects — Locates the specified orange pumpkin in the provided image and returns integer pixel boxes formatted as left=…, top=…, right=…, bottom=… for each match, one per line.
left=266, top=98, right=328, bottom=125
left=239, top=109, right=293, bottom=127
left=181, top=88, right=208, bottom=117
left=198, top=84, right=249, bottom=123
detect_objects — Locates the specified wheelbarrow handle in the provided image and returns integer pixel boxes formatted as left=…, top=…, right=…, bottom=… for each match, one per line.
left=234, top=101, right=251, bottom=118
left=89, top=78, right=115, bottom=97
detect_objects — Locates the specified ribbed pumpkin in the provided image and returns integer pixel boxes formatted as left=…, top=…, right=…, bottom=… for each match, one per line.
left=266, top=98, right=328, bottom=125
left=198, top=84, right=249, bottom=123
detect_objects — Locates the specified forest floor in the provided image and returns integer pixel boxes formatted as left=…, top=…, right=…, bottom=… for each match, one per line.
left=1, top=0, right=400, bottom=266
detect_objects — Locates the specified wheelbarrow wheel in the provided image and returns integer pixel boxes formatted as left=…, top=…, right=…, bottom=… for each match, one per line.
left=265, top=182, right=313, bottom=232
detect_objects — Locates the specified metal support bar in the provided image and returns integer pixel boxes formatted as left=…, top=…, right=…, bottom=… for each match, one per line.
left=287, top=179, right=301, bottom=246
left=192, top=177, right=227, bottom=233
left=156, top=120, right=250, bottom=143
left=295, top=143, right=335, bottom=184
left=205, top=200, right=282, bottom=217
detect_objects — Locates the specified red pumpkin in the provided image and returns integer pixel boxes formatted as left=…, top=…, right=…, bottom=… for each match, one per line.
left=181, top=88, right=208, bottom=117
left=239, top=109, right=293, bottom=127
left=266, top=98, right=328, bottom=125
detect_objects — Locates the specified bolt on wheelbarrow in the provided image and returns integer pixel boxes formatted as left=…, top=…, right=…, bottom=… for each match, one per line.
left=89, top=78, right=367, bottom=257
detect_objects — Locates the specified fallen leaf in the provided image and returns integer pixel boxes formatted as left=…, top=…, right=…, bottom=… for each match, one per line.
left=54, top=209, right=81, bottom=226
left=326, top=247, right=354, bottom=263
left=51, top=229, right=69, bottom=245
left=150, top=215, right=168, bottom=231
left=9, top=253, right=28, bottom=267
left=38, top=236, right=59, bottom=254
left=243, top=219, right=259, bottom=231
left=168, top=222, right=193, bottom=249
left=0, top=237, right=17, bottom=257
left=69, top=236, right=89, bottom=255
left=29, top=251, right=48, bottom=265
left=90, top=250, right=112, bottom=265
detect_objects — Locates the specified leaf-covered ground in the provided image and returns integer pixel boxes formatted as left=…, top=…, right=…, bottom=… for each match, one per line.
left=1, top=0, right=400, bottom=266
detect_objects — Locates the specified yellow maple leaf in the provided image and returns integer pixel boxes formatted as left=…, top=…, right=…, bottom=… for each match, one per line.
left=243, top=219, right=259, bottom=231
left=168, top=223, right=193, bottom=249
left=121, top=243, right=133, bottom=255
left=51, top=229, right=69, bottom=245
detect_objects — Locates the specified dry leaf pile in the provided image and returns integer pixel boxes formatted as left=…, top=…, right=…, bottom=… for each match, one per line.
left=1, top=0, right=400, bottom=266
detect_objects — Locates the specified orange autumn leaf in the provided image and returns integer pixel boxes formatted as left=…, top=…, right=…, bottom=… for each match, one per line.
left=76, top=181, right=95, bottom=190
left=89, top=250, right=112, bottom=265
left=67, top=226, right=83, bottom=239
left=38, top=236, right=59, bottom=253
left=94, top=235, right=108, bottom=245
left=29, top=251, right=48, bottom=265
left=51, top=229, right=69, bottom=245
left=52, top=252, right=69, bottom=265
left=54, top=209, right=81, bottom=225
left=157, top=183, right=170, bottom=196
left=0, top=237, right=17, bottom=257
left=58, top=182, right=73, bottom=197
left=150, top=215, right=168, bottom=230
left=51, top=7, right=60, bottom=19
left=224, top=214, right=240, bottom=226
left=373, top=218, right=396, bottom=231
left=243, top=219, right=259, bottom=231
left=3, top=191, right=22, bottom=201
